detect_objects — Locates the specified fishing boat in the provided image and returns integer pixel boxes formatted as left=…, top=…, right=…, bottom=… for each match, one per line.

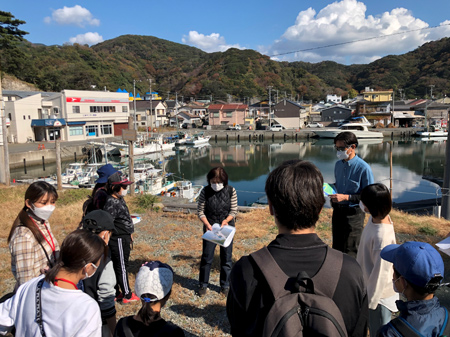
left=184, top=133, right=211, bottom=146
left=415, top=124, right=448, bottom=138
left=133, top=163, right=155, bottom=182
left=313, top=116, right=384, bottom=139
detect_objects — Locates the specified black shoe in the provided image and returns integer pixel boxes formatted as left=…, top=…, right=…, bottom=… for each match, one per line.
left=198, top=286, right=207, bottom=297
left=221, top=287, right=229, bottom=297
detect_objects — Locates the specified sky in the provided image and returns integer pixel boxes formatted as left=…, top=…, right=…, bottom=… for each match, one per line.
left=2, top=0, right=450, bottom=65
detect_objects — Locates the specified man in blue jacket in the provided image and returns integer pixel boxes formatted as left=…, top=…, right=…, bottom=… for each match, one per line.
left=330, top=131, right=374, bottom=257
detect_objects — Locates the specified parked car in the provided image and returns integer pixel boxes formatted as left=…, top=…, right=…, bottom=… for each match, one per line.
left=227, top=124, right=242, bottom=131
left=270, top=124, right=285, bottom=132
left=306, top=122, right=324, bottom=128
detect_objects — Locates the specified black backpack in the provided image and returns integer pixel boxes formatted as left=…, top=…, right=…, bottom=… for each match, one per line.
left=251, top=246, right=348, bottom=337
left=387, top=310, right=450, bottom=337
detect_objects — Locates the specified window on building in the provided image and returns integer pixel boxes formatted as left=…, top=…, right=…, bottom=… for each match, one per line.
left=23, top=115, right=26, bottom=120
left=122, top=106, right=128, bottom=113
left=213, top=112, right=219, bottom=117
left=28, top=115, right=31, bottom=119
left=72, top=106, right=80, bottom=113
left=69, top=126, right=83, bottom=136
left=53, top=108, right=59, bottom=114
left=86, top=125, right=98, bottom=137
left=225, top=112, right=232, bottom=118
left=101, top=124, right=112, bottom=135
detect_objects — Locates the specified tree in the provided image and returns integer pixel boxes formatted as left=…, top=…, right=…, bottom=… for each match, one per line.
left=0, top=11, right=28, bottom=49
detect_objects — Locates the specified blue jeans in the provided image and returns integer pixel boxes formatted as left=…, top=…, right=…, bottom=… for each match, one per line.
left=369, top=304, right=393, bottom=336
left=199, top=239, right=233, bottom=289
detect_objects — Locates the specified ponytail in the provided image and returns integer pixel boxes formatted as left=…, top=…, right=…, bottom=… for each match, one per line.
left=137, top=291, right=171, bottom=325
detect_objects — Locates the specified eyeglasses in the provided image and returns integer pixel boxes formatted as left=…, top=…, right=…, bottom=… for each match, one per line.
left=335, top=146, right=349, bottom=151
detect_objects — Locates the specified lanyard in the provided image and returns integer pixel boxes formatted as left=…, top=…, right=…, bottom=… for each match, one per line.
left=54, top=278, right=78, bottom=290
left=29, top=216, right=56, bottom=255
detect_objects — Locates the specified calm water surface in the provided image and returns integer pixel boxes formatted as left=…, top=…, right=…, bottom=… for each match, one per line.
left=11, top=138, right=447, bottom=206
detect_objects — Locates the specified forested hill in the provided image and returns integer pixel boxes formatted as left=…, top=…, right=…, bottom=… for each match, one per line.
left=2, top=34, right=450, bottom=101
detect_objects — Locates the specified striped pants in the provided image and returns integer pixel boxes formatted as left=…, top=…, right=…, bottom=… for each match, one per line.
left=109, top=235, right=132, bottom=299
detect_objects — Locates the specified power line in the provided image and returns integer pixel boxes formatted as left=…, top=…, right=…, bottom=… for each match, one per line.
left=270, top=23, right=450, bottom=58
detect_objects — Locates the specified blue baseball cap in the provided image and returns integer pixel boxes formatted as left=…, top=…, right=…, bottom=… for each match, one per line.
left=96, top=164, right=117, bottom=183
left=380, top=241, right=444, bottom=288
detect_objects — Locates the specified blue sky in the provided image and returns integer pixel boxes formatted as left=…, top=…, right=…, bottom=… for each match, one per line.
left=2, top=0, right=450, bottom=64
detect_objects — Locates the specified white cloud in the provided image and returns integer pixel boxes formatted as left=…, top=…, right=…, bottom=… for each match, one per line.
left=68, top=32, right=103, bottom=46
left=182, top=31, right=243, bottom=52
left=45, top=5, right=100, bottom=27
left=264, top=0, right=450, bottom=64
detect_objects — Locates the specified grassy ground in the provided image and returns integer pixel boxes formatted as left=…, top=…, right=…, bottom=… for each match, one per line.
left=1, top=184, right=449, bottom=336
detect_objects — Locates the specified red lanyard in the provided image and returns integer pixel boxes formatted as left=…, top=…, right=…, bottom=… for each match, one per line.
left=54, top=278, right=78, bottom=290
left=29, top=216, right=56, bottom=254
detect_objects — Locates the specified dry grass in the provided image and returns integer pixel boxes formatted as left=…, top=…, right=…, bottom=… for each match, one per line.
left=1, top=184, right=450, bottom=336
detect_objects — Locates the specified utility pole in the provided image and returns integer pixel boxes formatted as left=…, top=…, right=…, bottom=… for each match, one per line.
left=148, top=78, right=152, bottom=135
left=128, top=116, right=135, bottom=196
left=175, top=92, right=179, bottom=131
left=430, top=85, right=435, bottom=99
left=442, top=130, right=450, bottom=220
left=0, top=74, right=10, bottom=185
left=55, top=139, right=62, bottom=191
left=133, top=80, right=137, bottom=130
left=268, top=86, right=273, bottom=128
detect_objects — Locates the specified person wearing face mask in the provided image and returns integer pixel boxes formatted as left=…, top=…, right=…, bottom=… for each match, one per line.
left=356, top=184, right=398, bottom=336
left=0, top=229, right=104, bottom=336
left=82, top=210, right=118, bottom=337
left=197, top=167, right=237, bottom=297
left=103, top=171, right=139, bottom=304
left=330, top=131, right=374, bottom=257
left=377, top=241, right=448, bottom=337
left=8, top=181, right=60, bottom=290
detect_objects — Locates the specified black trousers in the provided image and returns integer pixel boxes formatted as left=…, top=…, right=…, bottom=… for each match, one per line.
left=109, top=235, right=132, bottom=298
left=199, top=238, right=233, bottom=289
left=332, top=206, right=365, bottom=258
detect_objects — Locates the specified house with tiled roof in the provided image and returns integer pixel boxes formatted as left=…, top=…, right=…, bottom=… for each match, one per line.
left=208, top=104, right=247, bottom=128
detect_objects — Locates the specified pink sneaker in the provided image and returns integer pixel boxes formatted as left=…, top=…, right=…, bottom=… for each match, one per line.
left=122, top=293, right=140, bottom=304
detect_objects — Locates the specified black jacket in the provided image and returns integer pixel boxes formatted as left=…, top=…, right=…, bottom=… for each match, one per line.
left=226, top=233, right=368, bottom=337
left=103, top=195, right=134, bottom=236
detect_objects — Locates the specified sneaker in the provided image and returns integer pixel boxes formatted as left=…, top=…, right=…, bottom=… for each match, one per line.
left=114, top=293, right=124, bottom=302
left=221, top=287, right=230, bottom=297
left=122, top=293, right=140, bottom=304
left=198, top=286, right=207, bottom=297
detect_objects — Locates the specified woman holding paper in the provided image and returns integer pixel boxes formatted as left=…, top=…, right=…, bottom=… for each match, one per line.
left=197, top=167, right=237, bottom=297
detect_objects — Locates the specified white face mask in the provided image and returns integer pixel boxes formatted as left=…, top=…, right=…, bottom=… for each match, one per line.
left=32, top=204, right=56, bottom=221
left=211, top=183, right=224, bottom=192
left=359, top=201, right=370, bottom=214
left=121, top=188, right=128, bottom=197
left=336, top=150, right=350, bottom=160
left=83, top=262, right=98, bottom=280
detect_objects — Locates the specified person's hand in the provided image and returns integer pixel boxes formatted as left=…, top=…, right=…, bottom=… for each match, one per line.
left=330, top=194, right=348, bottom=203
left=205, top=223, right=212, bottom=231
left=131, top=234, right=134, bottom=241
left=221, top=220, right=228, bottom=227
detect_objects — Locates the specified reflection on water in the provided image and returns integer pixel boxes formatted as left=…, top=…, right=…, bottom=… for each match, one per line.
left=12, top=138, right=447, bottom=206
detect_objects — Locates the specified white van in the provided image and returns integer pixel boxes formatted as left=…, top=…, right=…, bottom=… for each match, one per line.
left=270, top=124, right=284, bottom=131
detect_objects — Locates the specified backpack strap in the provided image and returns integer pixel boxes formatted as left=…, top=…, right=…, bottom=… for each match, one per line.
left=250, top=246, right=290, bottom=299
left=120, top=316, right=134, bottom=337
left=250, top=246, right=344, bottom=300
left=35, top=278, right=46, bottom=337
left=311, top=247, right=343, bottom=298
left=440, top=308, right=449, bottom=337
left=389, top=317, right=422, bottom=337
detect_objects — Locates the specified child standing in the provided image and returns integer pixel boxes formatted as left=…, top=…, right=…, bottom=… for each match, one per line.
left=356, top=183, right=398, bottom=336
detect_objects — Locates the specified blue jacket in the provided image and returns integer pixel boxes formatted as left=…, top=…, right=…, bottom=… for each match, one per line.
left=377, top=297, right=447, bottom=337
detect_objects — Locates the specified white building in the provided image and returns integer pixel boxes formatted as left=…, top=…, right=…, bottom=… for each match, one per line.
left=326, top=94, right=342, bottom=104
left=3, top=90, right=130, bottom=143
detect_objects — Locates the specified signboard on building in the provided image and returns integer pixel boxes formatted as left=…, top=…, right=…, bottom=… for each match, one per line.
left=122, top=129, right=137, bottom=141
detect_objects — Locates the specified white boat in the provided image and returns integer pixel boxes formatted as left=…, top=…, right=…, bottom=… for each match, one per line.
left=185, top=134, right=211, bottom=146
left=133, top=163, right=155, bottom=182
left=415, top=125, right=448, bottom=138
left=87, top=141, right=121, bottom=156
left=60, top=163, right=85, bottom=184
left=313, top=116, right=384, bottom=139
left=61, top=163, right=102, bottom=185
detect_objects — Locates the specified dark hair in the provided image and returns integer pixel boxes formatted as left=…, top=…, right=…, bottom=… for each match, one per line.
left=265, top=160, right=325, bottom=230
left=107, top=183, right=122, bottom=195
left=137, top=291, right=172, bottom=325
left=8, top=181, right=58, bottom=243
left=206, top=167, right=228, bottom=186
left=334, top=131, right=358, bottom=148
left=91, top=183, right=106, bottom=197
left=45, top=229, right=104, bottom=284
left=360, top=183, right=391, bottom=218
left=393, top=267, right=441, bottom=296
